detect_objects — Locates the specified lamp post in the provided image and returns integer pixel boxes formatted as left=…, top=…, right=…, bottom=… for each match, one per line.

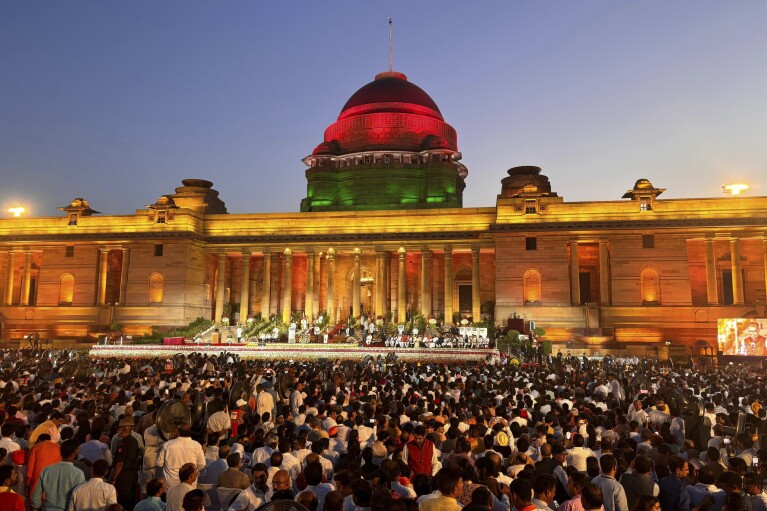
left=723, top=183, right=749, bottom=196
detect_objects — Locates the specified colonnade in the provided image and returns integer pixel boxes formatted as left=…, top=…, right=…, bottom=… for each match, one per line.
left=213, top=245, right=484, bottom=325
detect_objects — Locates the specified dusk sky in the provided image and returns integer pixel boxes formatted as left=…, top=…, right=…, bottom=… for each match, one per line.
left=1, top=2, right=765, bottom=217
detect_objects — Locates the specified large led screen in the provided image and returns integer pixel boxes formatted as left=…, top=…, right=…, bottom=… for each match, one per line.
left=717, top=318, right=767, bottom=356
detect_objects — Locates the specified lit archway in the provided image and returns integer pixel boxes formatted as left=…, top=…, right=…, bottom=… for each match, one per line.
left=59, top=274, right=74, bottom=305
left=523, top=269, right=542, bottom=303
left=640, top=268, right=661, bottom=305
left=148, top=273, right=164, bottom=304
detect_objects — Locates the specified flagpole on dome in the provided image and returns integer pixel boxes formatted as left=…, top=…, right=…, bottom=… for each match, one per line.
left=388, top=17, right=393, bottom=73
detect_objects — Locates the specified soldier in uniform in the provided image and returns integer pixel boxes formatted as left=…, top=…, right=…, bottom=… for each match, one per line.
left=113, top=416, right=142, bottom=510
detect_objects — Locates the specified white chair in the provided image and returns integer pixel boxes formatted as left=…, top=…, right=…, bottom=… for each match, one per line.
left=217, top=487, right=242, bottom=511
left=196, top=483, right=216, bottom=511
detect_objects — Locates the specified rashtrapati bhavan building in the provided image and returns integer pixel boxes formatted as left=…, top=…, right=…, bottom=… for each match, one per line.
left=2, top=69, right=766, bottom=349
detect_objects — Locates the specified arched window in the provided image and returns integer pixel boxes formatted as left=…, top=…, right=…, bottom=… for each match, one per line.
left=59, top=274, right=74, bottom=305
left=640, top=268, right=661, bottom=305
left=523, top=269, right=542, bottom=303
left=149, top=273, right=164, bottom=304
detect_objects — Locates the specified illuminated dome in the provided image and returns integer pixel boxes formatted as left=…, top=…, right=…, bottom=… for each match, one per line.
left=302, top=70, right=467, bottom=212
left=340, top=71, right=442, bottom=120
left=316, top=71, right=458, bottom=154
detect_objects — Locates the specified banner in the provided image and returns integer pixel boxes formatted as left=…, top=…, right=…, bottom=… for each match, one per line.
left=459, top=327, right=488, bottom=338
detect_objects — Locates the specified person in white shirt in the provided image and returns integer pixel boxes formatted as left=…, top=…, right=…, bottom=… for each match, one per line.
left=166, top=463, right=198, bottom=511
left=255, top=384, right=275, bottom=420
left=277, top=439, right=302, bottom=482
left=227, top=465, right=268, bottom=511
left=67, top=459, right=117, bottom=511
left=566, top=434, right=595, bottom=473
left=253, top=435, right=278, bottom=466
left=304, top=461, right=335, bottom=511
left=207, top=407, right=232, bottom=438
left=291, top=383, right=306, bottom=418
left=0, top=423, right=21, bottom=453
left=156, top=426, right=207, bottom=488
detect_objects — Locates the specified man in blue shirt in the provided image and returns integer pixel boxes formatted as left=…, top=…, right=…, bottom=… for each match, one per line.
left=31, top=439, right=86, bottom=511
left=135, top=478, right=167, bottom=511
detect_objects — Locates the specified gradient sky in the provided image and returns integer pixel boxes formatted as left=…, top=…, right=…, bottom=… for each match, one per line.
left=1, top=2, right=766, bottom=217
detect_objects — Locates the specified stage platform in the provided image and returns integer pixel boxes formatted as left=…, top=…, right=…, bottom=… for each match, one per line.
left=88, top=343, right=499, bottom=363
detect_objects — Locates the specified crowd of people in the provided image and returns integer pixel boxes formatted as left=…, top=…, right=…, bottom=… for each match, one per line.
left=0, top=348, right=766, bottom=511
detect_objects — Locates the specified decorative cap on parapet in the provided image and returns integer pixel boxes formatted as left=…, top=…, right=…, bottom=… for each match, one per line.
left=58, top=198, right=100, bottom=216
left=499, top=166, right=558, bottom=198
left=146, top=195, right=179, bottom=210
left=622, top=178, right=665, bottom=200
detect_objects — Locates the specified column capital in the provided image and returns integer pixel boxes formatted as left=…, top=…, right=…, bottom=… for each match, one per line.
left=283, top=247, right=293, bottom=259
left=443, top=245, right=453, bottom=254
left=99, top=247, right=110, bottom=254
left=241, top=250, right=252, bottom=258
left=471, top=245, right=480, bottom=256
left=326, top=247, right=336, bottom=260
left=306, top=247, right=315, bottom=256
left=598, top=239, right=609, bottom=245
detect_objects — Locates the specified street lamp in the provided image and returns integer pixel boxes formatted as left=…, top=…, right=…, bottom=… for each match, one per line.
left=723, top=183, right=749, bottom=196
left=8, top=207, right=25, bottom=217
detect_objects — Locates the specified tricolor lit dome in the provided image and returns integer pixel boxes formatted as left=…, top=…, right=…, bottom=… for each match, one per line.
left=313, top=71, right=458, bottom=155
left=302, top=70, right=467, bottom=212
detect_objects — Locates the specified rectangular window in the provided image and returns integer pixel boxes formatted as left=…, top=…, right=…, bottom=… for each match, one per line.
left=154, top=244, right=164, bottom=257
left=525, top=237, right=537, bottom=251
left=525, top=199, right=538, bottom=215
left=65, top=246, right=75, bottom=258
left=156, top=211, right=167, bottom=224
left=68, top=214, right=78, bottom=226
left=384, top=154, right=391, bottom=163
left=642, top=234, right=655, bottom=249
left=639, top=196, right=652, bottom=211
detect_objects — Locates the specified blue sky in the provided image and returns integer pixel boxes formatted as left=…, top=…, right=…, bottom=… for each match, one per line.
left=1, top=1, right=765, bottom=216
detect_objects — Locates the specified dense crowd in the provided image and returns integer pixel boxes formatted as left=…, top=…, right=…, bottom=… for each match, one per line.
left=0, top=349, right=766, bottom=511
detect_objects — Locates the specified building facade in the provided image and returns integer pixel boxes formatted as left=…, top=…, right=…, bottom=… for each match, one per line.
left=1, top=71, right=766, bottom=348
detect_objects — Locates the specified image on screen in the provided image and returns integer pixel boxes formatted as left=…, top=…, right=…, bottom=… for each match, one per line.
left=717, top=318, right=767, bottom=356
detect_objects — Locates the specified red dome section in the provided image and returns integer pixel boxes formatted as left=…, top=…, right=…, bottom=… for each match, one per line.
left=320, top=71, right=457, bottom=154
left=339, top=72, right=443, bottom=120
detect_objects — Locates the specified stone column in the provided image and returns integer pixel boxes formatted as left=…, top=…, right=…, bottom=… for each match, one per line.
left=305, top=249, right=314, bottom=321
left=215, top=253, right=227, bottom=323
left=314, top=252, right=321, bottom=317
left=397, top=248, right=406, bottom=323
left=20, top=251, right=33, bottom=306
left=261, top=252, right=272, bottom=317
left=384, top=253, right=391, bottom=316
left=97, top=248, right=109, bottom=306
left=281, top=249, right=293, bottom=321
left=4, top=251, right=16, bottom=305
left=598, top=240, right=610, bottom=305
left=471, top=246, right=481, bottom=320
left=569, top=241, right=580, bottom=306
left=730, top=238, right=744, bottom=305
left=763, top=238, right=767, bottom=304
left=119, top=248, right=130, bottom=305
left=375, top=249, right=385, bottom=317
left=352, top=249, right=361, bottom=318
left=444, top=246, right=453, bottom=323
left=420, top=248, right=432, bottom=317
left=327, top=249, right=336, bottom=323
left=239, top=252, right=251, bottom=322
left=705, top=239, right=719, bottom=305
